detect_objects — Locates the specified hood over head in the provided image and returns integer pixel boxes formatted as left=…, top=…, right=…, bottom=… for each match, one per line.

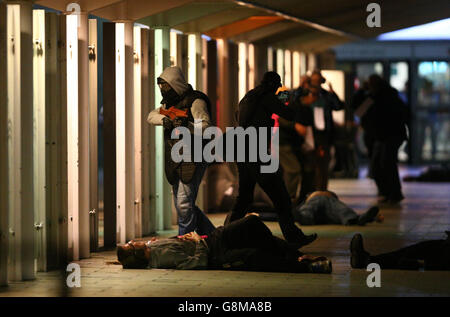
left=158, top=66, right=189, bottom=96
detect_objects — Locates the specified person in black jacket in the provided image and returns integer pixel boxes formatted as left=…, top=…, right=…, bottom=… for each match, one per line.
left=301, top=71, right=345, bottom=191
left=366, top=75, right=408, bottom=203
left=117, top=215, right=332, bottom=273
left=225, top=72, right=317, bottom=248
left=350, top=232, right=450, bottom=271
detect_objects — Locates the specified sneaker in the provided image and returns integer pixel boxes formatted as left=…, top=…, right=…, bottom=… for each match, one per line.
left=308, top=259, right=332, bottom=274
left=350, top=233, right=370, bottom=269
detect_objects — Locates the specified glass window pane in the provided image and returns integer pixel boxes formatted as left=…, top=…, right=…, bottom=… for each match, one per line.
left=417, top=61, right=450, bottom=106
left=390, top=62, right=409, bottom=103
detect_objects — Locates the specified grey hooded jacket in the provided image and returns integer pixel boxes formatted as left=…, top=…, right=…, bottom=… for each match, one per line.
left=147, top=66, right=211, bottom=130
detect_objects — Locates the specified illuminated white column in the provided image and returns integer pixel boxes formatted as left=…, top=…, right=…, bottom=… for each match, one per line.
left=238, top=42, right=247, bottom=101
left=292, top=51, right=300, bottom=88
left=217, top=38, right=231, bottom=130
left=307, top=53, right=317, bottom=72
left=187, top=32, right=203, bottom=90
left=133, top=25, right=142, bottom=238
left=202, top=36, right=208, bottom=93
left=284, top=50, right=292, bottom=89
left=32, top=9, right=47, bottom=271
left=88, top=18, right=98, bottom=251
left=6, top=1, right=35, bottom=281
left=170, top=30, right=177, bottom=66
left=248, top=44, right=255, bottom=90
left=115, top=22, right=135, bottom=244
left=66, top=13, right=79, bottom=262
left=78, top=12, right=90, bottom=259
left=0, top=2, right=8, bottom=286
left=154, top=27, right=172, bottom=230
left=66, top=11, right=90, bottom=261
left=300, top=52, right=307, bottom=76
left=267, top=46, right=273, bottom=71
left=276, top=49, right=284, bottom=83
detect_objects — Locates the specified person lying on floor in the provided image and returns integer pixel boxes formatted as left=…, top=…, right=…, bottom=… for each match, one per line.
left=350, top=232, right=450, bottom=270
left=292, top=191, right=381, bottom=226
left=117, top=215, right=332, bottom=274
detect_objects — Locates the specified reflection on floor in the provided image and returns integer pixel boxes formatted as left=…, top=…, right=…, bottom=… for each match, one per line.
left=1, top=176, right=449, bottom=297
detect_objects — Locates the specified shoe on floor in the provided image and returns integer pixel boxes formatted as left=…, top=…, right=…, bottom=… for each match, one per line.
left=308, top=259, right=332, bottom=274
left=357, top=206, right=380, bottom=225
left=350, top=233, right=370, bottom=269
left=296, top=233, right=318, bottom=248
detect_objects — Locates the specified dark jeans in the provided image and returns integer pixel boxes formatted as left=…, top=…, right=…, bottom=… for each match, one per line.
left=227, top=162, right=307, bottom=244
left=206, top=215, right=308, bottom=272
left=370, top=137, right=404, bottom=199
left=314, top=144, right=331, bottom=191
left=370, top=239, right=450, bottom=270
left=293, top=195, right=359, bottom=225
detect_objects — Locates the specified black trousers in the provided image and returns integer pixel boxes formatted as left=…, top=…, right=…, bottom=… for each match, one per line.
left=206, top=215, right=309, bottom=272
left=370, top=239, right=450, bottom=270
left=227, top=162, right=307, bottom=244
left=370, top=137, right=403, bottom=199
left=298, top=150, right=316, bottom=204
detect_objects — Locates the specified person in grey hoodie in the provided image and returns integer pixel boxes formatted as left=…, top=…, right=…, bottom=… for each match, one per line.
left=147, top=66, right=215, bottom=236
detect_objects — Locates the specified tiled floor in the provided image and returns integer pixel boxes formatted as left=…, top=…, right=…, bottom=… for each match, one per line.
left=1, top=175, right=450, bottom=297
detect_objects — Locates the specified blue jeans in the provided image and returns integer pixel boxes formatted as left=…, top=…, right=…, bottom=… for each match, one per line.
left=293, top=196, right=358, bottom=225
left=172, top=163, right=216, bottom=235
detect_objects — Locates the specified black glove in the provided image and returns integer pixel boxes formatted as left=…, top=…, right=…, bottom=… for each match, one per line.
left=173, top=117, right=188, bottom=128
left=162, top=117, right=173, bottom=130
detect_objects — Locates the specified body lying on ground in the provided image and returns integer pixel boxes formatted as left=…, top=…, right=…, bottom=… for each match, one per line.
left=292, top=191, right=381, bottom=226
left=350, top=232, right=450, bottom=270
left=117, top=215, right=331, bottom=274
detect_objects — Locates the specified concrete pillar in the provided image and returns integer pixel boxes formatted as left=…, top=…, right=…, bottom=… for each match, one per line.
left=238, top=42, right=247, bottom=101
left=217, top=39, right=231, bottom=130
left=153, top=27, right=172, bottom=231
left=133, top=25, right=142, bottom=238
left=115, top=21, right=135, bottom=244
left=0, top=1, right=8, bottom=286
left=276, top=48, right=284, bottom=82
left=140, top=28, right=154, bottom=236
left=57, top=13, right=68, bottom=267
left=78, top=12, right=90, bottom=259
left=65, top=11, right=90, bottom=261
left=248, top=43, right=255, bottom=90
left=284, top=50, right=292, bottom=89
left=102, top=22, right=117, bottom=248
left=187, top=32, right=203, bottom=90
left=300, top=52, right=307, bottom=76
left=307, top=52, right=317, bottom=72
left=45, top=12, right=65, bottom=269
left=6, top=0, right=35, bottom=281
left=32, top=8, right=47, bottom=272
left=292, top=51, right=300, bottom=88
left=88, top=18, right=98, bottom=251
